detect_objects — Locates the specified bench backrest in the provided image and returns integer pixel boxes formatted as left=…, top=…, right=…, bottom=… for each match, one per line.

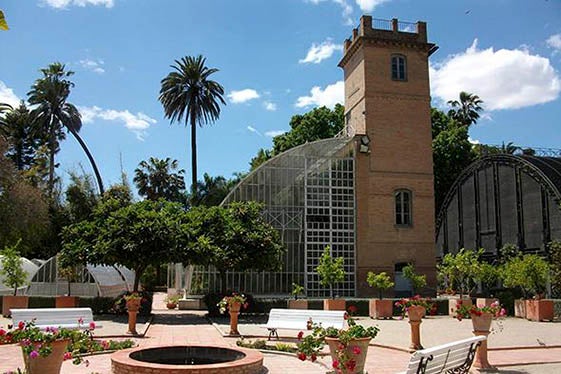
left=404, top=336, right=486, bottom=374
left=266, top=308, right=346, bottom=330
left=11, top=308, right=95, bottom=330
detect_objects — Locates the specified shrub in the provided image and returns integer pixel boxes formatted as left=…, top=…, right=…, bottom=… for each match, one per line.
left=366, top=271, right=394, bottom=299
left=402, top=264, right=427, bottom=295
left=316, top=246, right=345, bottom=298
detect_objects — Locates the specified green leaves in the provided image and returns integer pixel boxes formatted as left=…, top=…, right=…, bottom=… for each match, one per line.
left=438, top=248, right=483, bottom=297
left=402, top=264, right=426, bottom=293
left=0, top=240, right=28, bottom=295
left=0, top=10, right=8, bottom=31
left=366, top=271, right=394, bottom=299
left=502, top=254, right=550, bottom=298
left=316, top=246, right=345, bottom=297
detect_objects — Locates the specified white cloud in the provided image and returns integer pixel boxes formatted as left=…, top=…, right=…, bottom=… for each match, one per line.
left=41, top=0, right=114, bottom=8
left=354, top=0, right=390, bottom=12
left=295, top=81, right=344, bottom=108
left=299, top=39, right=343, bottom=64
left=79, top=59, right=105, bottom=74
left=265, top=130, right=285, bottom=137
left=263, top=101, right=277, bottom=111
left=547, top=34, right=561, bottom=52
left=430, top=39, right=561, bottom=110
left=0, top=81, right=21, bottom=107
left=78, top=105, right=156, bottom=140
left=468, top=137, right=480, bottom=145
left=227, top=89, right=260, bottom=104
left=247, top=125, right=261, bottom=136
left=306, top=0, right=354, bottom=25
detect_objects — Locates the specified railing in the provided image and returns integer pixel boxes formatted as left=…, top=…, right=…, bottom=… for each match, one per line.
left=397, top=20, right=417, bottom=33
left=478, top=144, right=561, bottom=158
left=372, top=18, right=392, bottom=31
left=372, top=18, right=418, bottom=33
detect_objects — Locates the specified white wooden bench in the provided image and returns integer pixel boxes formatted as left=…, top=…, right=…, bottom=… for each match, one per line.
left=264, top=308, right=346, bottom=340
left=11, top=308, right=100, bottom=332
left=399, top=336, right=486, bottom=374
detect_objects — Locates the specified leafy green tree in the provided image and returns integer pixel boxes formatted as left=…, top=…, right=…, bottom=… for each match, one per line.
left=65, top=171, right=98, bottom=223
left=548, top=240, right=561, bottom=298
left=316, top=246, right=345, bottom=298
left=188, top=201, right=284, bottom=292
left=189, top=173, right=238, bottom=207
left=366, top=271, right=394, bottom=299
left=502, top=255, right=550, bottom=298
left=402, top=263, right=427, bottom=295
left=447, top=91, right=484, bottom=127
left=0, top=240, right=28, bottom=295
left=28, top=62, right=104, bottom=196
left=477, top=262, right=499, bottom=297
left=498, top=243, right=522, bottom=264
left=159, top=55, right=226, bottom=192
left=249, top=148, right=272, bottom=171
left=438, top=248, right=484, bottom=298
left=133, top=157, right=186, bottom=203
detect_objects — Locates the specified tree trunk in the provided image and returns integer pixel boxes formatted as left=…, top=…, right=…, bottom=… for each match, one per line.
left=48, top=120, right=56, bottom=197
left=190, top=112, right=197, bottom=194
left=219, top=271, right=227, bottom=294
left=67, top=281, right=71, bottom=296
left=68, top=127, right=104, bottom=195
left=133, top=266, right=145, bottom=292
left=330, top=284, right=334, bottom=299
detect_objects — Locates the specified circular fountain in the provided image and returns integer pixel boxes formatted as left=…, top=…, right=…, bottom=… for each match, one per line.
left=111, top=345, right=263, bottom=373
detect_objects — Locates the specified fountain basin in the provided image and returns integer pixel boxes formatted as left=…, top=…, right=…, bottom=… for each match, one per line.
left=111, top=345, right=263, bottom=373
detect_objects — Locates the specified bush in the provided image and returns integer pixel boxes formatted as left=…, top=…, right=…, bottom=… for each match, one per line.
left=78, top=297, right=116, bottom=315
left=28, top=296, right=56, bottom=308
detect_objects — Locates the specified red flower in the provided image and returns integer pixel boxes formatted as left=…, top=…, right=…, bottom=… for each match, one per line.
left=89, top=321, right=96, bottom=330
left=345, top=359, right=357, bottom=371
left=332, top=360, right=340, bottom=369
left=311, top=354, right=317, bottom=362
left=352, top=346, right=361, bottom=355
left=297, top=331, right=304, bottom=340
left=297, top=352, right=307, bottom=361
left=343, top=313, right=349, bottom=320
left=0, top=328, right=5, bottom=336
left=338, top=343, right=345, bottom=351
left=63, top=352, right=73, bottom=361
left=18, top=321, right=24, bottom=330
left=348, top=305, right=357, bottom=314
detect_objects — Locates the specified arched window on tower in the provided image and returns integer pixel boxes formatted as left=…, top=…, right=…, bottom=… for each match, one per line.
left=395, top=189, right=412, bottom=226
left=391, top=54, right=407, bottom=81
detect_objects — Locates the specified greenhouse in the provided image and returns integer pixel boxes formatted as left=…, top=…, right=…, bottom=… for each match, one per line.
left=27, top=256, right=135, bottom=298
left=171, top=137, right=357, bottom=297
left=0, top=256, right=39, bottom=295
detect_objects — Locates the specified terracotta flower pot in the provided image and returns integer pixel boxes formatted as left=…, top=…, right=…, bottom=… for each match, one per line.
left=288, top=299, right=308, bottom=309
left=166, top=303, right=177, bottom=310
left=471, top=312, right=493, bottom=332
left=514, top=299, right=526, bottom=318
left=325, top=337, right=371, bottom=374
left=229, top=301, right=241, bottom=313
left=126, top=299, right=141, bottom=312
left=2, top=295, right=29, bottom=317
left=407, top=305, right=426, bottom=322
left=369, top=299, right=393, bottom=319
left=525, top=299, right=554, bottom=322
left=55, top=296, right=78, bottom=308
left=23, top=339, right=69, bottom=374
left=323, top=299, right=346, bottom=311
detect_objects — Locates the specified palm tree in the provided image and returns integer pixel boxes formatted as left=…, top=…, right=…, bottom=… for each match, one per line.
left=159, top=55, right=226, bottom=192
left=27, top=62, right=104, bottom=196
left=189, top=173, right=234, bottom=207
left=133, top=157, right=186, bottom=202
left=447, top=92, right=484, bottom=127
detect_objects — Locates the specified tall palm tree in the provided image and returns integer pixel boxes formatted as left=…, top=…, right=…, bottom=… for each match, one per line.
left=447, top=91, right=484, bottom=127
left=159, top=55, right=226, bottom=192
left=27, top=62, right=104, bottom=196
left=133, top=157, right=186, bottom=202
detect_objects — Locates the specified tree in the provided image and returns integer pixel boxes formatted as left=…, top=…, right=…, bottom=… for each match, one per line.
left=402, top=263, right=427, bottom=295
left=28, top=62, right=104, bottom=196
left=502, top=255, right=550, bottom=298
left=188, top=202, right=284, bottom=292
left=0, top=240, right=28, bottom=296
left=438, top=248, right=484, bottom=298
left=133, top=157, right=186, bottom=203
left=189, top=173, right=238, bottom=207
left=65, top=171, right=99, bottom=223
left=447, top=91, right=484, bottom=127
left=159, top=55, right=226, bottom=192
left=366, top=271, right=394, bottom=299
left=316, top=246, right=345, bottom=298
left=0, top=9, right=8, bottom=31
left=548, top=240, right=561, bottom=298
left=249, top=148, right=272, bottom=171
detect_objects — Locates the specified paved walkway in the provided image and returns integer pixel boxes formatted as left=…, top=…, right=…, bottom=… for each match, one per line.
left=1, top=293, right=560, bottom=373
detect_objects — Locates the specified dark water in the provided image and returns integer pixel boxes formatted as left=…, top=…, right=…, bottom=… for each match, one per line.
left=130, top=346, right=246, bottom=365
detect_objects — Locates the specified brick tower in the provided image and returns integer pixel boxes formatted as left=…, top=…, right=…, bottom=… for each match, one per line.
left=339, top=16, right=438, bottom=296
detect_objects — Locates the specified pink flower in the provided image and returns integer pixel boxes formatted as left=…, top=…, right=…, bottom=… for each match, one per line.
left=63, top=352, right=73, bottom=361
left=346, top=359, right=356, bottom=371
left=21, top=339, right=31, bottom=346
left=78, top=317, right=84, bottom=325
left=101, top=340, right=110, bottom=350
left=29, top=350, right=39, bottom=359
left=297, top=331, right=304, bottom=340
left=352, top=346, right=362, bottom=355
left=18, top=321, right=25, bottom=330
left=499, top=308, right=506, bottom=316
left=89, top=321, right=96, bottom=330
left=0, top=328, right=5, bottom=336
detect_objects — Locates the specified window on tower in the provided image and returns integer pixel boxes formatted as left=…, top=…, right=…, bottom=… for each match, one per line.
left=391, top=55, right=407, bottom=81
left=395, top=189, right=412, bottom=226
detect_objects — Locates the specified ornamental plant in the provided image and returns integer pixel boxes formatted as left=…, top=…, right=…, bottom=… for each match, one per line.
left=316, top=246, right=345, bottom=298
left=296, top=309, right=379, bottom=373
left=402, top=263, right=426, bottom=294
left=394, top=295, right=433, bottom=318
left=502, top=254, right=550, bottom=299
left=217, top=293, right=248, bottom=314
left=366, top=271, right=394, bottom=299
left=454, top=300, right=507, bottom=321
left=438, top=248, right=483, bottom=298
left=0, top=240, right=28, bottom=296
left=291, top=283, right=305, bottom=300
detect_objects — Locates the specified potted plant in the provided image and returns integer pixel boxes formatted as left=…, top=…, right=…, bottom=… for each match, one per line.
left=218, top=292, right=248, bottom=335
left=296, top=310, right=379, bottom=373
left=165, top=294, right=180, bottom=309
left=366, top=271, right=394, bottom=319
left=395, top=295, right=432, bottom=350
left=475, top=262, right=499, bottom=308
left=1, top=240, right=29, bottom=317
left=56, top=259, right=79, bottom=308
left=402, top=263, right=427, bottom=295
left=124, top=292, right=142, bottom=335
left=454, top=300, right=506, bottom=370
left=288, top=283, right=308, bottom=309
left=316, top=246, right=346, bottom=310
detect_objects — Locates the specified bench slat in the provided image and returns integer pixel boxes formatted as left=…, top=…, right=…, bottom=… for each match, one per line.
left=265, top=308, right=346, bottom=331
left=11, top=308, right=98, bottom=331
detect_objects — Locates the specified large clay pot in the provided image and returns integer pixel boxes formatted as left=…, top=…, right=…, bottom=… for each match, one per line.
left=325, top=337, right=371, bottom=374
left=2, top=295, right=29, bottom=317
left=287, top=299, right=308, bottom=309
left=323, top=299, right=346, bottom=311
left=55, top=296, right=78, bottom=308
left=23, top=339, right=69, bottom=374
left=471, top=312, right=493, bottom=332
left=369, top=299, right=393, bottom=319
left=229, top=301, right=241, bottom=313
left=126, top=298, right=141, bottom=312
left=525, top=299, right=554, bottom=322
left=407, top=305, right=426, bottom=322
left=514, top=299, right=526, bottom=318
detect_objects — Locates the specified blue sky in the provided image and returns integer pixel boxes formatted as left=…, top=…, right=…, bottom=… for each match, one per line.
left=1, top=0, right=560, bottom=190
